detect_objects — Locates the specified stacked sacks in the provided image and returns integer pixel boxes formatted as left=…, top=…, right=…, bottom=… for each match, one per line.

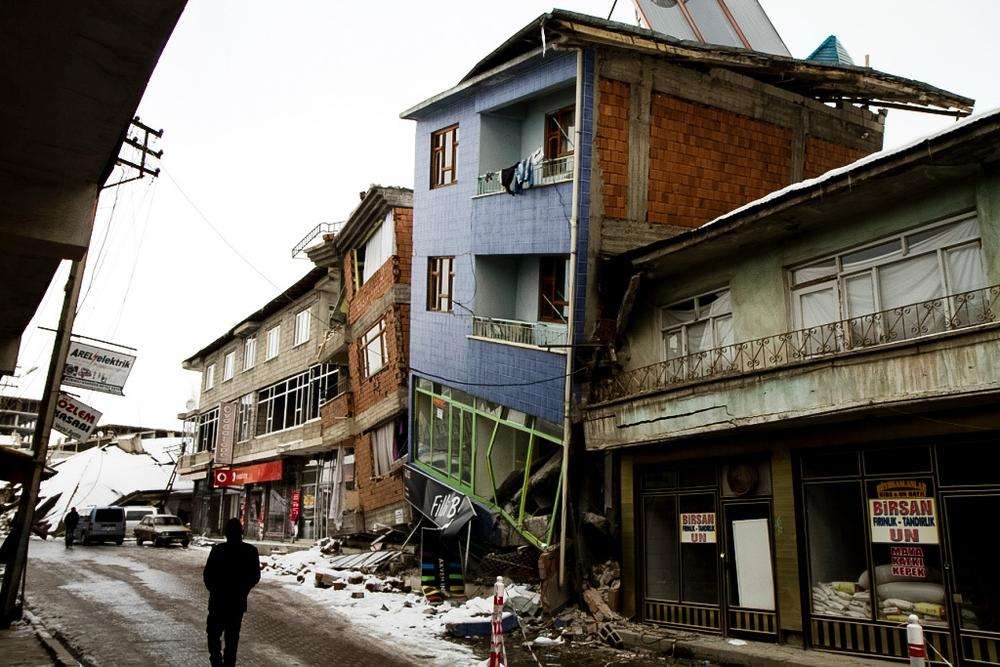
left=811, top=581, right=871, bottom=619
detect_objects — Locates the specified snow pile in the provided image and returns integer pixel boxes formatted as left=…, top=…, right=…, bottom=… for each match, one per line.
left=34, top=438, right=191, bottom=531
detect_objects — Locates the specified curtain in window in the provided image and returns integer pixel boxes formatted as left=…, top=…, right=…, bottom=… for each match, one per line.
left=878, top=253, right=942, bottom=310
left=371, top=421, right=395, bottom=477
left=361, top=212, right=396, bottom=284
left=799, top=287, right=838, bottom=328
left=327, top=452, right=344, bottom=530
left=946, top=244, right=987, bottom=293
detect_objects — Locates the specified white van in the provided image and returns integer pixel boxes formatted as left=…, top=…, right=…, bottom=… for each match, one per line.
left=124, top=506, right=159, bottom=536
left=74, top=506, right=126, bottom=545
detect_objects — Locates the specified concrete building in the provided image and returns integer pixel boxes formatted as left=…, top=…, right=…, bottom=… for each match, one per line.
left=307, top=186, right=414, bottom=535
left=0, top=397, right=39, bottom=448
left=584, top=110, right=1000, bottom=662
left=399, top=10, right=969, bottom=554
left=178, top=268, right=342, bottom=539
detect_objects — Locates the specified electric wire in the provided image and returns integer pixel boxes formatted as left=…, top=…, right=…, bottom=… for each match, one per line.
left=111, top=179, right=159, bottom=338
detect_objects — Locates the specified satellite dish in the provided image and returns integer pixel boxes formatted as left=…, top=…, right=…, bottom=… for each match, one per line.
left=185, top=399, right=196, bottom=411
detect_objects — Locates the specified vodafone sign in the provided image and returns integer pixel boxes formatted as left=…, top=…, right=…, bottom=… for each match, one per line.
left=213, top=460, right=283, bottom=488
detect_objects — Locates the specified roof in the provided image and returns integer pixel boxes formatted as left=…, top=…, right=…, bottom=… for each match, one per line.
left=336, top=185, right=413, bottom=252
left=0, top=445, right=56, bottom=483
left=808, top=35, right=854, bottom=66
left=627, top=106, right=1000, bottom=268
left=182, top=267, right=329, bottom=366
left=402, top=9, right=971, bottom=120
left=633, top=0, right=790, bottom=57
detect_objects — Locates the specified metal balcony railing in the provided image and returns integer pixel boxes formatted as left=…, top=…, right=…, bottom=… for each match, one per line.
left=592, top=284, right=1000, bottom=404
left=477, top=156, right=574, bottom=196
left=472, top=316, right=568, bottom=348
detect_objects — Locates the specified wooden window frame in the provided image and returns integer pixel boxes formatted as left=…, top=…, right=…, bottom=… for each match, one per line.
left=544, top=105, right=575, bottom=161
left=427, top=256, right=455, bottom=312
left=361, top=319, right=387, bottom=379
left=430, top=124, right=459, bottom=189
left=538, top=256, right=569, bottom=323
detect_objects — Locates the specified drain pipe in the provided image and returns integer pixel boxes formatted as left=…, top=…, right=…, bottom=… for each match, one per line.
left=558, top=47, right=584, bottom=588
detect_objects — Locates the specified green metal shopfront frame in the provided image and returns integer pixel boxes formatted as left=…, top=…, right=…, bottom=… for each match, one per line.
left=411, top=380, right=564, bottom=549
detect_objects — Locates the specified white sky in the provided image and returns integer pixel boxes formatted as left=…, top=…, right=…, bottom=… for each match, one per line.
left=5, top=0, right=999, bottom=431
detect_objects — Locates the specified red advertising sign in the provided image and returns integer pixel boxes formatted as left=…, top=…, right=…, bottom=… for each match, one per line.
left=213, top=460, right=283, bottom=487
left=289, top=490, right=301, bottom=525
left=890, top=546, right=927, bottom=578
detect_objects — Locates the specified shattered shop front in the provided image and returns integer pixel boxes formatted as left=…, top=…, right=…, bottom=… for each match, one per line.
left=798, top=439, right=1000, bottom=665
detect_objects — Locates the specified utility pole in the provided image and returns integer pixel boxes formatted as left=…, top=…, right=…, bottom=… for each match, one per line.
left=0, top=253, right=88, bottom=626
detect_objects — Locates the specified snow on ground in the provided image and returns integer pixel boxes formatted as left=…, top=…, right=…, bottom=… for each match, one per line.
left=260, top=546, right=521, bottom=666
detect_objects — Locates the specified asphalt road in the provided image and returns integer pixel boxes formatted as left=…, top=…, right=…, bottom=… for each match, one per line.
left=22, top=538, right=413, bottom=667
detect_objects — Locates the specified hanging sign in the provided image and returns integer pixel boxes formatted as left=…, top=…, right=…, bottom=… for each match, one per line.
left=215, top=401, right=237, bottom=466
left=289, top=490, right=302, bottom=525
left=404, top=467, right=476, bottom=538
left=52, top=393, right=103, bottom=441
left=869, top=498, right=939, bottom=545
left=890, top=546, right=927, bottom=578
left=680, top=512, right=716, bottom=543
left=62, top=341, right=136, bottom=396
left=213, top=460, right=283, bottom=487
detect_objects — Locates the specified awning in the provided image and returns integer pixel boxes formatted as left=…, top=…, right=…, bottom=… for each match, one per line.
left=0, top=446, right=56, bottom=484
left=404, top=466, right=476, bottom=538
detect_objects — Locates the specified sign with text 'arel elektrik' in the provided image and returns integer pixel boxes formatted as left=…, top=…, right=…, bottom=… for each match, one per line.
left=62, top=341, right=136, bottom=396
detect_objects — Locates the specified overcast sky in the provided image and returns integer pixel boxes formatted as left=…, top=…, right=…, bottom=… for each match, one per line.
left=6, top=0, right=999, bottom=432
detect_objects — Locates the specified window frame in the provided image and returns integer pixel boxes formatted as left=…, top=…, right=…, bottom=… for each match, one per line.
left=254, top=364, right=335, bottom=436
left=222, top=351, right=236, bottom=382
left=293, top=309, right=311, bottom=347
left=197, top=407, right=219, bottom=452
left=361, top=319, right=387, bottom=378
left=544, top=105, right=575, bottom=161
left=430, top=124, right=459, bottom=189
left=265, top=325, right=281, bottom=361
left=236, top=392, right=254, bottom=443
left=204, top=363, right=216, bottom=391
left=427, top=256, right=455, bottom=312
left=538, top=256, right=569, bottom=323
left=243, top=336, right=257, bottom=372
left=660, top=288, right=734, bottom=360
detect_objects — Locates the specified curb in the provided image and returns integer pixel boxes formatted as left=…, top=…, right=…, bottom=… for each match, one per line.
left=23, top=609, right=83, bottom=666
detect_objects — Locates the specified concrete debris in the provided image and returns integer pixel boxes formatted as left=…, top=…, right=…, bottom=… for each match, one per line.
left=351, top=591, right=365, bottom=599
left=582, top=587, right=621, bottom=623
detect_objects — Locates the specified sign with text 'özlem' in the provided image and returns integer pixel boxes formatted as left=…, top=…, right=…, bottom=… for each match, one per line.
left=62, top=341, right=136, bottom=396
left=869, top=498, right=939, bottom=544
left=680, top=512, right=716, bottom=543
left=52, top=393, right=102, bottom=441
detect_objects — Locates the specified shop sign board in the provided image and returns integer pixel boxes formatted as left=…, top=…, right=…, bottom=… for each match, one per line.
left=215, top=401, right=237, bottom=466
left=680, top=512, right=716, bottom=543
left=405, top=467, right=476, bottom=538
left=868, top=498, right=939, bottom=544
left=213, top=460, right=283, bottom=487
left=890, top=546, right=927, bottom=578
left=52, top=393, right=102, bottom=441
left=62, top=341, right=136, bottom=396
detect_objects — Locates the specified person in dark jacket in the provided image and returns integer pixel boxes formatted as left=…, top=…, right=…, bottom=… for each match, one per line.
left=203, top=518, right=260, bottom=667
left=64, top=508, right=79, bottom=548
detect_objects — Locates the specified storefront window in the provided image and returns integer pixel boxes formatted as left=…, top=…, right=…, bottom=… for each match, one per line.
left=679, top=493, right=718, bottom=604
left=944, top=495, right=1000, bottom=632
left=643, top=495, right=679, bottom=601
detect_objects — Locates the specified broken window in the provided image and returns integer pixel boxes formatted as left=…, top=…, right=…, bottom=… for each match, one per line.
left=544, top=105, right=575, bottom=160
left=197, top=407, right=219, bottom=452
left=430, top=124, right=458, bottom=189
left=361, top=319, right=387, bottom=378
left=427, top=256, right=455, bottom=312
left=661, top=289, right=733, bottom=360
left=538, top=256, right=569, bottom=323
left=371, top=421, right=399, bottom=477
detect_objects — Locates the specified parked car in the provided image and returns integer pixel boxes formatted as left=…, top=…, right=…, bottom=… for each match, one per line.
left=74, top=506, right=126, bottom=545
left=124, top=506, right=158, bottom=535
left=134, top=514, right=191, bottom=547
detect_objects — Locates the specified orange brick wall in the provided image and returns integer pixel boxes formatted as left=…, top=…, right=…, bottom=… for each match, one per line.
left=596, top=78, right=630, bottom=219
left=349, top=304, right=408, bottom=412
left=803, top=136, right=869, bottom=179
left=646, top=93, right=793, bottom=228
left=351, top=431, right=406, bottom=513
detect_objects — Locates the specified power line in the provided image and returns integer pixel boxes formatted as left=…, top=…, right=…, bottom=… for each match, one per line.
left=164, top=169, right=281, bottom=291
left=111, top=180, right=159, bottom=338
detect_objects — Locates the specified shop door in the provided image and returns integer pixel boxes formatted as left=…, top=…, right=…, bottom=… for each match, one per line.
left=942, top=493, right=1000, bottom=666
left=721, top=500, right=779, bottom=640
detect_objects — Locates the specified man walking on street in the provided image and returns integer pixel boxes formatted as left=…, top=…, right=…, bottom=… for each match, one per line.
left=64, top=507, right=79, bottom=548
left=203, top=518, right=260, bottom=667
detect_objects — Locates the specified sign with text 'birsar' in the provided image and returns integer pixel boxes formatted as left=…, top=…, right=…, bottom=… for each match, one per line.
left=62, top=341, right=136, bottom=396
left=52, top=393, right=102, bottom=441
left=869, top=498, right=939, bottom=544
left=680, top=512, right=716, bottom=543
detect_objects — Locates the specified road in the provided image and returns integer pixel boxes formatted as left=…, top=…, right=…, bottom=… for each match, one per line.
left=21, top=538, right=412, bottom=667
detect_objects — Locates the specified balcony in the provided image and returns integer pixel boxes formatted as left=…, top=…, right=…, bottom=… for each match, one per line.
left=177, top=449, right=212, bottom=472
left=476, top=156, right=574, bottom=196
left=592, top=284, right=1000, bottom=404
left=471, top=315, right=567, bottom=349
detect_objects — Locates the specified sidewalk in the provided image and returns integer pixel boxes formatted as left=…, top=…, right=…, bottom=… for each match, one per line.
left=0, top=619, right=53, bottom=666
left=192, top=535, right=314, bottom=556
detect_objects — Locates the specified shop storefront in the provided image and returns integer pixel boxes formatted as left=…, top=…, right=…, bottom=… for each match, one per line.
left=636, top=457, right=778, bottom=640
left=798, top=438, right=1000, bottom=664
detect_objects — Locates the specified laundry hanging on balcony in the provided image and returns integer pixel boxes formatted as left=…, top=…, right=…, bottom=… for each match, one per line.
left=501, top=147, right=543, bottom=196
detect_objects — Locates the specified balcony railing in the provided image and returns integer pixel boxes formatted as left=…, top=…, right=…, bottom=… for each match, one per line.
left=476, top=156, right=574, bottom=196
left=592, top=284, right=1000, bottom=404
left=472, top=316, right=568, bottom=348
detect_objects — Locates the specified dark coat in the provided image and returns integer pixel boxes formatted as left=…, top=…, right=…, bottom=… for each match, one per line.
left=203, top=540, right=260, bottom=615
left=64, top=510, right=79, bottom=532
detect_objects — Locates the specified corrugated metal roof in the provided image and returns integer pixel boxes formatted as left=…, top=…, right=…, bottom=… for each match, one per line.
left=808, top=34, right=854, bottom=66
left=324, top=550, right=398, bottom=572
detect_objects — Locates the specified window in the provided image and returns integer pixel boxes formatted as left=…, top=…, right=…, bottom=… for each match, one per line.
left=789, top=215, right=987, bottom=340
left=294, top=309, right=311, bottom=347
left=254, top=364, right=336, bottom=435
left=427, top=257, right=455, bottom=312
left=197, top=407, right=219, bottom=452
left=430, top=124, right=458, bottom=188
left=358, top=212, right=395, bottom=286
left=361, top=319, right=387, bottom=377
left=538, top=256, right=569, bottom=323
left=544, top=105, right=575, bottom=160
left=266, top=325, right=280, bottom=360
left=236, top=393, right=254, bottom=442
left=204, top=363, right=216, bottom=391
left=243, top=336, right=257, bottom=371
left=661, top=289, right=734, bottom=360
left=223, top=351, right=236, bottom=382
left=371, top=421, right=402, bottom=477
